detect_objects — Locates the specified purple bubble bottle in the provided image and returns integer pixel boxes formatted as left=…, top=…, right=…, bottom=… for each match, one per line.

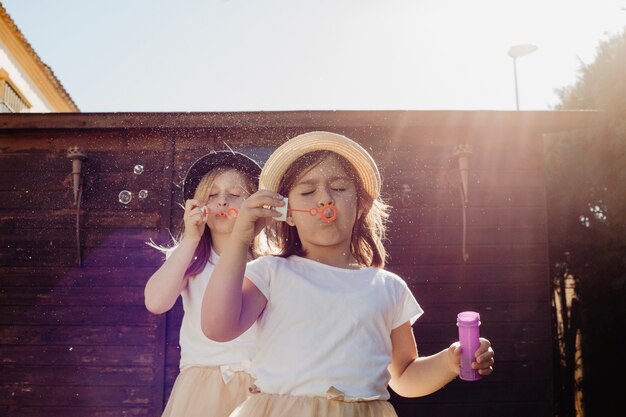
left=457, top=311, right=482, bottom=381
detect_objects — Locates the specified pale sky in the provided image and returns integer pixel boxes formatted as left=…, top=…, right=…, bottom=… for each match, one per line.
left=4, top=0, right=626, bottom=112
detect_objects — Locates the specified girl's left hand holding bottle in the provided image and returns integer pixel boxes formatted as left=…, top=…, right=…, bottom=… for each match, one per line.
left=447, top=338, right=495, bottom=376
left=230, top=190, right=285, bottom=245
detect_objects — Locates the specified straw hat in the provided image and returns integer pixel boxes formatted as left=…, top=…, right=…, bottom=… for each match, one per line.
left=260, top=131, right=381, bottom=199
left=183, top=150, right=261, bottom=200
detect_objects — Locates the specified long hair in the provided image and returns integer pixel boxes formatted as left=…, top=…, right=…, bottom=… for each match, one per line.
left=150, top=167, right=258, bottom=278
left=266, top=150, right=390, bottom=268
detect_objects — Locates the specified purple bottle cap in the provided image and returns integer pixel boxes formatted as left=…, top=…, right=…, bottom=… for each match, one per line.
left=457, top=311, right=480, bottom=327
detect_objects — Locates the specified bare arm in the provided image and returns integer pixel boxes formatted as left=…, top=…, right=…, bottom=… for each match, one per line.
left=388, top=322, right=494, bottom=397
left=201, top=190, right=284, bottom=342
left=144, top=238, right=197, bottom=314
left=144, top=199, right=205, bottom=314
left=388, top=322, right=458, bottom=397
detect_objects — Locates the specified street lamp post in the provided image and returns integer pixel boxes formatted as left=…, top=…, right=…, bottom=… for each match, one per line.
left=507, top=44, right=538, bottom=110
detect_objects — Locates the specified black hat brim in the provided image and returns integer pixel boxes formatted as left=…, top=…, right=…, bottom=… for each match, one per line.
left=183, top=151, right=261, bottom=201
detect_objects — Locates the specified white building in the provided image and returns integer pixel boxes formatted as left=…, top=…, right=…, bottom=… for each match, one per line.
left=0, top=3, right=78, bottom=112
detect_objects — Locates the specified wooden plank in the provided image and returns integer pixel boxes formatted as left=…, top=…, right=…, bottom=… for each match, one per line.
left=0, top=211, right=161, bottom=228
left=153, top=137, right=175, bottom=411
left=386, top=225, right=548, bottom=246
left=0, top=325, right=158, bottom=345
left=4, top=406, right=151, bottom=417
left=390, top=379, right=551, bottom=403
left=0, top=384, right=156, bottom=407
left=0, top=189, right=165, bottom=210
left=392, top=401, right=551, bottom=417
left=165, top=346, right=181, bottom=364
left=382, top=185, right=546, bottom=209
left=407, top=301, right=550, bottom=324
left=0, top=365, right=155, bottom=386
left=387, top=263, right=549, bottom=284
left=0, top=305, right=156, bottom=326
left=406, top=282, right=549, bottom=303
left=0, top=150, right=168, bottom=173
left=0, top=110, right=602, bottom=130
left=0, top=345, right=154, bottom=366
left=0, top=266, right=155, bottom=287
left=388, top=244, right=549, bottom=265
left=0, top=228, right=159, bottom=249
left=372, top=142, right=543, bottom=171
left=394, top=390, right=549, bottom=410
left=0, top=286, right=146, bottom=306
left=0, top=246, right=162, bottom=267
left=386, top=207, right=547, bottom=228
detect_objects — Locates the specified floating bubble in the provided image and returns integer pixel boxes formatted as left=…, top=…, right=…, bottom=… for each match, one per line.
left=138, top=189, right=148, bottom=200
left=134, top=165, right=144, bottom=175
left=118, top=190, right=132, bottom=204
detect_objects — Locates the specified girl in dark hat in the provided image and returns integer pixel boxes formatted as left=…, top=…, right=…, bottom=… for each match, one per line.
left=145, top=150, right=261, bottom=417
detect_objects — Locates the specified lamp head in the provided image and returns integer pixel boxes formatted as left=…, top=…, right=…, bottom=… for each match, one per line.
left=508, top=44, right=538, bottom=59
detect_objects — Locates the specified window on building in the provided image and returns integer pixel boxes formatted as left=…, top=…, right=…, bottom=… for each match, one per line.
left=0, top=68, right=32, bottom=113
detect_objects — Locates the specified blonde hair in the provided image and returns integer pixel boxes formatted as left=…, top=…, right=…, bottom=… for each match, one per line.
left=267, top=151, right=390, bottom=267
left=151, top=167, right=259, bottom=277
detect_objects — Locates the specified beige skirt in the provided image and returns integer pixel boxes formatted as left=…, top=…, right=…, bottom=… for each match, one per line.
left=161, top=366, right=253, bottom=417
left=230, top=392, right=398, bottom=417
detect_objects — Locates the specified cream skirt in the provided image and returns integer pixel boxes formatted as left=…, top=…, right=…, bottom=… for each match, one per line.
left=229, top=392, right=398, bottom=417
left=161, top=366, right=253, bottom=417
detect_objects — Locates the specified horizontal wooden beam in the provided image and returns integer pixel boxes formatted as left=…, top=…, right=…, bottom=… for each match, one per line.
left=0, top=110, right=604, bottom=131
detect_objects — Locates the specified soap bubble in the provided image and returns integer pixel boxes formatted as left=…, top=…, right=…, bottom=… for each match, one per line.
left=118, top=190, right=132, bottom=204
left=133, top=165, right=144, bottom=175
left=138, top=189, right=148, bottom=200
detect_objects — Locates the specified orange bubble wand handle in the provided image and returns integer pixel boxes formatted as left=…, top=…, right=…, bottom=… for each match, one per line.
left=288, top=204, right=338, bottom=223
left=201, top=206, right=239, bottom=219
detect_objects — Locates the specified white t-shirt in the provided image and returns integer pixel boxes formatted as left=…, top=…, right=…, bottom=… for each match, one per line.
left=245, top=255, right=423, bottom=400
left=178, top=250, right=256, bottom=372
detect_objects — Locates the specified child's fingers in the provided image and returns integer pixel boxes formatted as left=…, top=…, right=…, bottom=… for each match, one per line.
left=243, top=195, right=285, bottom=217
left=476, top=349, right=495, bottom=365
left=245, top=192, right=284, bottom=207
left=183, top=203, right=207, bottom=226
left=474, top=338, right=491, bottom=356
left=472, top=348, right=495, bottom=373
left=245, top=206, right=283, bottom=220
left=184, top=199, right=203, bottom=212
left=447, top=342, right=461, bottom=369
left=477, top=364, right=494, bottom=375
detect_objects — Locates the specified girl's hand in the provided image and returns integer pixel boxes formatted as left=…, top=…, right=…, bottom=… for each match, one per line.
left=231, top=190, right=285, bottom=245
left=447, top=338, right=495, bottom=377
left=183, top=198, right=207, bottom=242
left=473, top=338, right=494, bottom=375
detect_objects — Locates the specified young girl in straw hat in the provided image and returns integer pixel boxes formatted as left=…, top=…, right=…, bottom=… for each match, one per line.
left=145, top=150, right=262, bottom=417
left=201, top=132, right=495, bottom=417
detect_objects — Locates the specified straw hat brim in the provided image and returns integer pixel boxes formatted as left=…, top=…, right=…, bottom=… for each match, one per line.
left=260, top=131, right=380, bottom=199
left=183, top=151, right=261, bottom=201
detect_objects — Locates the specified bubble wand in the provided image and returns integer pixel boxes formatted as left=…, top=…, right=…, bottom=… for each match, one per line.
left=274, top=197, right=338, bottom=223
left=201, top=206, right=239, bottom=219
left=287, top=205, right=337, bottom=223
left=229, top=198, right=339, bottom=223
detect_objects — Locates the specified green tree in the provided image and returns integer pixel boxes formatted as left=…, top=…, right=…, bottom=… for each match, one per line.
left=546, top=28, right=626, bottom=417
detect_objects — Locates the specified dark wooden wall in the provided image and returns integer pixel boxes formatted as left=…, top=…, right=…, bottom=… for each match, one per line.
left=0, top=111, right=599, bottom=417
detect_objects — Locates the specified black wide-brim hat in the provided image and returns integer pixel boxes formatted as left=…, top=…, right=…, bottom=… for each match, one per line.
left=183, top=150, right=262, bottom=201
